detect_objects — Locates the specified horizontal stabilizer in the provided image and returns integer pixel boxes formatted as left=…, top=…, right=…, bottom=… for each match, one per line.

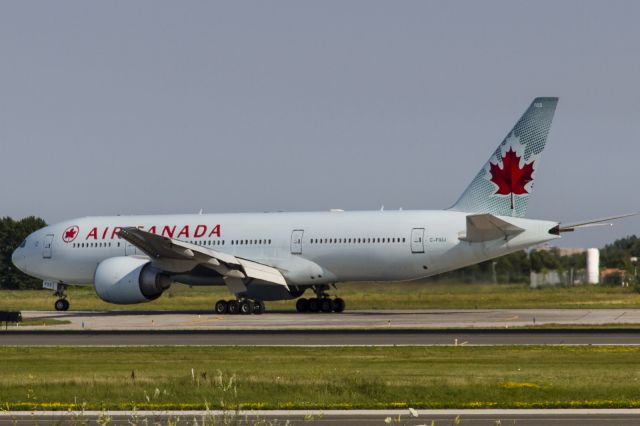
left=460, top=214, right=524, bottom=243
left=551, top=212, right=639, bottom=234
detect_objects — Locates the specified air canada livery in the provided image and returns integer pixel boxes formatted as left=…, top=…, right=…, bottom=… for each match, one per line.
left=11, top=98, right=634, bottom=314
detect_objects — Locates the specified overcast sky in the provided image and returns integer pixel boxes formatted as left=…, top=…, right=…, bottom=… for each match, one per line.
left=1, top=1, right=639, bottom=248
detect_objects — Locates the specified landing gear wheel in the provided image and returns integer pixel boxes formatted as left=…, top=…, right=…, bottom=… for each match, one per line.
left=239, top=300, right=254, bottom=315
left=333, top=297, right=345, bottom=313
left=253, top=301, right=265, bottom=315
left=54, top=299, right=69, bottom=311
left=308, top=298, right=320, bottom=313
left=214, top=300, right=228, bottom=314
left=227, top=300, right=239, bottom=315
left=296, top=298, right=309, bottom=313
left=320, top=298, right=333, bottom=313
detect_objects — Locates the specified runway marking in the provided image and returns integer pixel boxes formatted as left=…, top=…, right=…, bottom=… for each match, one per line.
left=180, top=316, right=226, bottom=326
left=615, top=311, right=628, bottom=321
left=491, top=315, right=519, bottom=321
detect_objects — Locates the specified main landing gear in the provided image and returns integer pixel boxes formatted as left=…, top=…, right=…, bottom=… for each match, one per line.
left=295, top=285, right=345, bottom=313
left=214, top=299, right=265, bottom=315
left=54, top=284, right=69, bottom=311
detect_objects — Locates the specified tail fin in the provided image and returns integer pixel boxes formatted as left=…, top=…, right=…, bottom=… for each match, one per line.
left=449, top=97, right=558, bottom=217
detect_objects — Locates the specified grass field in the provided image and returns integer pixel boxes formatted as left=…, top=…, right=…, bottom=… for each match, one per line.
left=1, top=281, right=640, bottom=312
left=1, top=346, right=640, bottom=410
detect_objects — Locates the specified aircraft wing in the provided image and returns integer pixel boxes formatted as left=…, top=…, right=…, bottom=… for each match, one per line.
left=459, top=213, right=525, bottom=243
left=117, top=227, right=288, bottom=293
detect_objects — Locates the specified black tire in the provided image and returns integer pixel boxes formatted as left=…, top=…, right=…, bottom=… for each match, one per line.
left=333, top=297, right=345, bottom=313
left=54, top=299, right=69, bottom=311
left=296, top=298, right=309, bottom=313
left=253, top=301, right=266, bottom=315
left=320, top=298, right=333, bottom=313
left=308, top=298, right=320, bottom=313
left=239, top=300, right=254, bottom=315
left=227, top=300, right=239, bottom=314
left=214, top=300, right=228, bottom=314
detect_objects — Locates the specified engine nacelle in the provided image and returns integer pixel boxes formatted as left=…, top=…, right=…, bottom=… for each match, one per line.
left=94, top=256, right=172, bottom=304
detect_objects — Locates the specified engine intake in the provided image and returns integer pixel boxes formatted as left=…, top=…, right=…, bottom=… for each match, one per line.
left=94, top=256, right=172, bottom=304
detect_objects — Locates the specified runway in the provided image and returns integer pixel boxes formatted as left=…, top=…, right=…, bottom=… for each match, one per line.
left=3, top=328, right=640, bottom=346
left=15, top=308, right=640, bottom=330
left=6, top=309, right=640, bottom=346
left=2, top=409, right=640, bottom=425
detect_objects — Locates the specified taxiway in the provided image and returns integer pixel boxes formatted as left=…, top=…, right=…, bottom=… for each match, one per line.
left=14, top=308, right=640, bottom=330
left=2, top=409, right=640, bottom=425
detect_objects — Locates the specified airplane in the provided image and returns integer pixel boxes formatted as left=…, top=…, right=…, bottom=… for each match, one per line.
left=11, top=97, right=634, bottom=314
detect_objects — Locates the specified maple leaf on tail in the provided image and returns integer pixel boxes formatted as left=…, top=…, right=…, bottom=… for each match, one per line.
left=489, top=147, right=535, bottom=209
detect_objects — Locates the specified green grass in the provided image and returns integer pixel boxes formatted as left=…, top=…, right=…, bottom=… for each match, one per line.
left=1, top=282, right=640, bottom=312
left=2, top=346, right=640, bottom=410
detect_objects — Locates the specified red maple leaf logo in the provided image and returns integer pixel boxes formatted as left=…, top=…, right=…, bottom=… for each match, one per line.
left=489, top=147, right=535, bottom=197
left=62, top=226, right=79, bottom=243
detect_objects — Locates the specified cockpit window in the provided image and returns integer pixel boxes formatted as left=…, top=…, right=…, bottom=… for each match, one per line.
left=19, top=239, right=26, bottom=248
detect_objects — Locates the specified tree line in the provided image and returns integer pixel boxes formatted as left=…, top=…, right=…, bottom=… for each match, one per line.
left=432, top=236, right=640, bottom=284
left=0, top=215, right=639, bottom=289
left=0, top=216, right=47, bottom=289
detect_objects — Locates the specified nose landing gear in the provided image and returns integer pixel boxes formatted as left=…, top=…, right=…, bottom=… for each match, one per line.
left=54, top=298, right=69, bottom=311
left=53, top=283, right=69, bottom=311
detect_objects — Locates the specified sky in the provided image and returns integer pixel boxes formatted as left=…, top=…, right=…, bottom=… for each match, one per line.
left=1, top=1, right=639, bottom=248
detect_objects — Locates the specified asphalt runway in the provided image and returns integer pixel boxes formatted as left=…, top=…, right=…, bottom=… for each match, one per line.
left=15, top=308, right=640, bottom=330
left=3, top=328, right=640, bottom=346
left=2, top=409, right=640, bottom=425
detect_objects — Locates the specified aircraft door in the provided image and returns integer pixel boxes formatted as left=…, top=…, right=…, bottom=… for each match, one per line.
left=43, top=234, right=54, bottom=259
left=125, top=243, right=137, bottom=256
left=410, top=228, right=425, bottom=253
left=290, top=229, right=304, bottom=254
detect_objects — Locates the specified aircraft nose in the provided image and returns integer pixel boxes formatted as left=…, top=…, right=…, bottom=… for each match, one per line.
left=12, top=247, right=26, bottom=273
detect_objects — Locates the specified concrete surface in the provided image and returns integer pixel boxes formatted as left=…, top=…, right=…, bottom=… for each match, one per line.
left=14, top=309, right=640, bottom=331
left=4, top=328, right=640, bottom=346
left=2, top=409, right=640, bottom=425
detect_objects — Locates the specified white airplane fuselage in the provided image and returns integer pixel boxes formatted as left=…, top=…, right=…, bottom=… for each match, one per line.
left=12, top=210, right=559, bottom=289
left=11, top=97, right=569, bottom=309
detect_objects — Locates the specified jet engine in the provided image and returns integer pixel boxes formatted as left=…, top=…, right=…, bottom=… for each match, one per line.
left=94, top=256, right=172, bottom=304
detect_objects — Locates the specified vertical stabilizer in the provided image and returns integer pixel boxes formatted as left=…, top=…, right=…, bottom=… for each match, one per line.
left=449, top=97, right=558, bottom=217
